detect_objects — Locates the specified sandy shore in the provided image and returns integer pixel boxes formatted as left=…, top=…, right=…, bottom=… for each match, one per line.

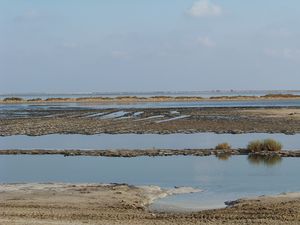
left=0, top=183, right=299, bottom=225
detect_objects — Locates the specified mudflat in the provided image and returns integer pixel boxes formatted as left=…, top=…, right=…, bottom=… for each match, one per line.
left=0, top=183, right=299, bottom=225
left=1, top=107, right=300, bottom=136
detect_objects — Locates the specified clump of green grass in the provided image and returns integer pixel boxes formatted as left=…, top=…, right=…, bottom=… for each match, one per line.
left=215, top=142, right=231, bottom=150
left=247, top=139, right=282, bottom=152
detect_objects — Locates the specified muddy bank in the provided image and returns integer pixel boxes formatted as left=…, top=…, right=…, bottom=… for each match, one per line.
left=0, top=183, right=299, bottom=225
left=1, top=148, right=300, bottom=157
left=1, top=107, right=300, bottom=136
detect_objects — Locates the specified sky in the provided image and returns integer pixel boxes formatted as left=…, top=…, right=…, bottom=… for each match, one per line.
left=1, top=0, right=300, bottom=93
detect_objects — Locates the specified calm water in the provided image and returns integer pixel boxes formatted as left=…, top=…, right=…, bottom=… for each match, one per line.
left=1, top=155, right=299, bottom=210
left=1, top=99, right=300, bottom=112
left=1, top=90, right=300, bottom=99
left=0, top=133, right=299, bottom=150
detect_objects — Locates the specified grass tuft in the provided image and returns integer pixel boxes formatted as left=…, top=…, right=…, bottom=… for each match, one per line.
left=215, top=142, right=231, bottom=150
left=247, top=139, right=282, bottom=152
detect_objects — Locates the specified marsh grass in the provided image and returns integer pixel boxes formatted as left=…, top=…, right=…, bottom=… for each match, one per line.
left=263, top=94, right=300, bottom=98
left=28, top=98, right=42, bottom=101
left=3, top=97, right=23, bottom=101
left=247, top=139, right=282, bottom=152
left=215, top=142, right=231, bottom=150
left=247, top=140, right=263, bottom=152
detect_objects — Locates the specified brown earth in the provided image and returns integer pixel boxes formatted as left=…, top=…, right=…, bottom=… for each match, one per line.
left=1, top=107, right=300, bottom=136
left=0, top=183, right=299, bottom=225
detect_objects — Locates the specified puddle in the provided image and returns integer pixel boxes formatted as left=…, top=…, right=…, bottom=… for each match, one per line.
left=133, top=111, right=144, bottom=116
left=134, top=115, right=165, bottom=121
left=170, top=110, right=180, bottom=115
left=156, top=115, right=190, bottom=123
left=100, top=111, right=128, bottom=119
left=84, top=112, right=105, bottom=118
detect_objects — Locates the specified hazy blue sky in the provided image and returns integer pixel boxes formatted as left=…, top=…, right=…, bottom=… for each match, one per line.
left=1, top=0, right=300, bottom=93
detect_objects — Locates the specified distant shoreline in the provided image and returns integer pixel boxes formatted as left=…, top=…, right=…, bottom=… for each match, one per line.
left=1, top=94, right=300, bottom=104
left=1, top=90, right=300, bottom=97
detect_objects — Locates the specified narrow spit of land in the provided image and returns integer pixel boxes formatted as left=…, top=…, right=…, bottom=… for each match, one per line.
left=1, top=148, right=300, bottom=157
left=1, top=183, right=300, bottom=225
left=1, top=94, right=300, bottom=104
left=1, top=107, right=300, bottom=136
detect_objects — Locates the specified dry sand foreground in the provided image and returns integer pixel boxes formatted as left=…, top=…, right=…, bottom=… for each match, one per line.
left=0, top=183, right=300, bottom=225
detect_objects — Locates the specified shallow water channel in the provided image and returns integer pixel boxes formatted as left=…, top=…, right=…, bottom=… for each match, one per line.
left=0, top=133, right=300, bottom=150
left=1, top=99, right=300, bottom=112
left=1, top=155, right=299, bottom=211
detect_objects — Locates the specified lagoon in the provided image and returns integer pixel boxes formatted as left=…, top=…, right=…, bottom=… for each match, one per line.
left=1, top=155, right=299, bottom=211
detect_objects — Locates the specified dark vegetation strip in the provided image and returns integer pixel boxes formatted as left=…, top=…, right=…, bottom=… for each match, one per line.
left=0, top=149, right=300, bottom=157
left=2, top=93, right=300, bottom=103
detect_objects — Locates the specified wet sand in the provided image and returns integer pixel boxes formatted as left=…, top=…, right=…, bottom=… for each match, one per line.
left=0, top=183, right=299, bottom=225
left=1, top=107, right=300, bottom=136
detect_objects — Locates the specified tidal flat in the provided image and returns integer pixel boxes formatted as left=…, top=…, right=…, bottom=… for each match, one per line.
left=1, top=99, right=300, bottom=224
left=1, top=106, right=300, bottom=136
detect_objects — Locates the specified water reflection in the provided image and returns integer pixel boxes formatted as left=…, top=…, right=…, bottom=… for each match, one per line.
left=216, top=153, right=232, bottom=161
left=247, top=154, right=282, bottom=167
